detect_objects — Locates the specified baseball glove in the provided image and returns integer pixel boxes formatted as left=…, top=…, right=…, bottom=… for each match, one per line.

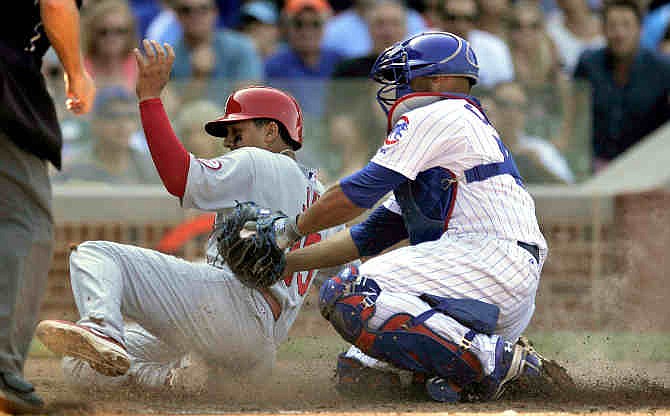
left=216, top=201, right=288, bottom=289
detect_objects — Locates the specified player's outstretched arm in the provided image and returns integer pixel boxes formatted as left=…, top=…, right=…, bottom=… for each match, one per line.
left=284, top=228, right=360, bottom=275
left=135, top=40, right=190, bottom=198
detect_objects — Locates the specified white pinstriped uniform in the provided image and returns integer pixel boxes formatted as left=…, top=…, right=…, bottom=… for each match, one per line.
left=63, top=148, right=336, bottom=388
left=351, top=96, right=548, bottom=374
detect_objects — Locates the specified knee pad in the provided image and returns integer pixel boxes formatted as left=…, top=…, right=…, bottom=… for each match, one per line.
left=319, top=264, right=377, bottom=320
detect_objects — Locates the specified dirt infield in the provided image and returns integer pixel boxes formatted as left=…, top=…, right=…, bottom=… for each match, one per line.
left=22, top=297, right=670, bottom=415
left=25, top=346, right=670, bottom=416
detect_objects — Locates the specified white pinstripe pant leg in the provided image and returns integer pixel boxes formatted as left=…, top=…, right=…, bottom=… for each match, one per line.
left=357, top=236, right=541, bottom=374
left=359, top=235, right=540, bottom=342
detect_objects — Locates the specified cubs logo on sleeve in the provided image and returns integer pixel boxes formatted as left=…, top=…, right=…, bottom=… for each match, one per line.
left=379, top=116, right=409, bottom=154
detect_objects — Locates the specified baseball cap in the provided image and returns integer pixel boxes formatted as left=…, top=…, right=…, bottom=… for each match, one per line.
left=283, top=0, right=333, bottom=16
left=240, top=1, right=279, bottom=25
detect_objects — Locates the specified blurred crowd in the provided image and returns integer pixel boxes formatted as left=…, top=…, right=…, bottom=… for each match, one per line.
left=43, top=0, right=670, bottom=186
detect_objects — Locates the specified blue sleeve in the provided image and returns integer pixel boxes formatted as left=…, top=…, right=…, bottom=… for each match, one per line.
left=340, top=162, right=407, bottom=209
left=350, top=205, right=408, bottom=257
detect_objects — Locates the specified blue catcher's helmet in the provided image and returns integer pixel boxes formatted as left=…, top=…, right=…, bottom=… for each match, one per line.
left=370, top=31, right=479, bottom=114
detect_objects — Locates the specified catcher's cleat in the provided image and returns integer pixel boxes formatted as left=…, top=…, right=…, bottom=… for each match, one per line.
left=483, top=337, right=542, bottom=400
left=335, top=352, right=402, bottom=396
left=36, top=320, right=130, bottom=377
left=425, top=376, right=461, bottom=403
left=0, top=372, right=44, bottom=414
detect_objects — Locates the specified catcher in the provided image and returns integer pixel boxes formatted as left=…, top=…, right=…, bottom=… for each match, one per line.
left=35, top=40, right=341, bottom=392
left=221, top=32, right=575, bottom=402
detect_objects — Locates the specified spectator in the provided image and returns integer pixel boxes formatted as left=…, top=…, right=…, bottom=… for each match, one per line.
left=82, top=0, right=140, bottom=92
left=170, top=0, right=262, bottom=82
left=238, top=1, right=280, bottom=59
left=265, top=0, right=344, bottom=118
left=422, top=0, right=445, bottom=27
left=175, top=99, right=228, bottom=158
left=441, top=0, right=515, bottom=88
left=53, top=87, right=159, bottom=184
left=508, top=0, right=577, bottom=153
left=545, top=0, right=605, bottom=74
left=145, top=0, right=244, bottom=43
left=574, top=0, right=670, bottom=172
left=327, top=0, right=408, bottom=179
left=477, top=0, right=511, bottom=38
left=509, top=1, right=562, bottom=86
left=485, top=82, right=575, bottom=184
left=321, top=0, right=427, bottom=59
left=332, top=0, right=408, bottom=77
left=128, top=0, right=164, bottom=38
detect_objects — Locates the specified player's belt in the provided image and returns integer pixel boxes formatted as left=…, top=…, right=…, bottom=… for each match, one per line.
left=259, top=288, right=282, bottom=321
left=517, top=241, right=540, bottom=263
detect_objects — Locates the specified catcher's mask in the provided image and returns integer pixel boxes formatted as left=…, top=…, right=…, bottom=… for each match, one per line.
left=205, top=86, right=304, bottom=149
left=370, top=31, right=479, bottom=115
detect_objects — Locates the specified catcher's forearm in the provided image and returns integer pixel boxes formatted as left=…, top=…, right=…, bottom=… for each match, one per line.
left=285, top=229, right=360, bottom=274
left=297, top=184, right=366, bottom=235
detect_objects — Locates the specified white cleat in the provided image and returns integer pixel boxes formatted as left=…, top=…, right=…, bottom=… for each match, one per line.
left=36, top=320, right=130, bottom=377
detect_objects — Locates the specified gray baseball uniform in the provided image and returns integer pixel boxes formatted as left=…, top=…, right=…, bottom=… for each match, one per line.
left=63, top=147, right=336, bottom=388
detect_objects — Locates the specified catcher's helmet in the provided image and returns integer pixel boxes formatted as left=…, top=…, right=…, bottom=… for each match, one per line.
left=205, top=86, right=304, bottom=149
left=370, top=31, right=479, bottom=114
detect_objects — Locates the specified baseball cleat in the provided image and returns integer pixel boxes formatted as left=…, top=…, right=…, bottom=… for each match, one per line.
left=484, top=337, right=542, bottom=400
left=36, top=320, right=130, bottom=377
left=424, top=376, right=461, bottom=403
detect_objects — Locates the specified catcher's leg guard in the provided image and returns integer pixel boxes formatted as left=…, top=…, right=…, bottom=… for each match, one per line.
left=319, top=271, right=483, bottom=402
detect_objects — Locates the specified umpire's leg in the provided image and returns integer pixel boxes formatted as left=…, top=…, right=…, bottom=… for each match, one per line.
left=0, top=133, right=53, bottom=410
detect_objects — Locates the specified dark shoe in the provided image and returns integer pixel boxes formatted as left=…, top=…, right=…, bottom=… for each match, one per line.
left=425, top=376, right=461, bottom=402
left=0, top=372, right=44, bottom=414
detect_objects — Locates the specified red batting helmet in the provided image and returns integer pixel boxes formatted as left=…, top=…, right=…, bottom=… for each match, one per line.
left=205, top=86, right=304, bottom=149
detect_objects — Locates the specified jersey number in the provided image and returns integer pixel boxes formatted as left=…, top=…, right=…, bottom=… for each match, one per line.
left=283, top=233, right=322, bottom=296
left=283, top=185, right=322, bottom=296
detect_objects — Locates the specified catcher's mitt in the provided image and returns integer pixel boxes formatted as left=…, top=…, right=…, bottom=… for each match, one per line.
left=217, top=201, right=288, bottom=289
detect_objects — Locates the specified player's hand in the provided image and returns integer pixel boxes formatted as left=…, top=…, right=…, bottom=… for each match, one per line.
left=64, top=70, right=96, bottom=115
left=134, top=39, right=175, bottom=101
left=243, top=214, right=303, bottom=250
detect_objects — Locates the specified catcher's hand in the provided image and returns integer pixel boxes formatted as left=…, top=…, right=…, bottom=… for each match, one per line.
left=216, top=201, right=290, bottom=289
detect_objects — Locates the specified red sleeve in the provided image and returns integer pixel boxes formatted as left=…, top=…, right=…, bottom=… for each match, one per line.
left=139, top=98, right=190, bottom=198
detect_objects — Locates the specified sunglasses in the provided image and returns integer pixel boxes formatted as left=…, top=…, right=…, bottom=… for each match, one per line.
left=290, top=18, right=323, bottom=29
left=443, top=12, right=476, bottom=22
left=510, top=20, right=541, bottom=30
left=98, top=27, right=130, bottom=37
left=175, top=4, right=213, bottom=16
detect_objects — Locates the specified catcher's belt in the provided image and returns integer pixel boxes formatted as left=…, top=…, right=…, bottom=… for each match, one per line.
left=259, top=288, right=281, bottom=321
